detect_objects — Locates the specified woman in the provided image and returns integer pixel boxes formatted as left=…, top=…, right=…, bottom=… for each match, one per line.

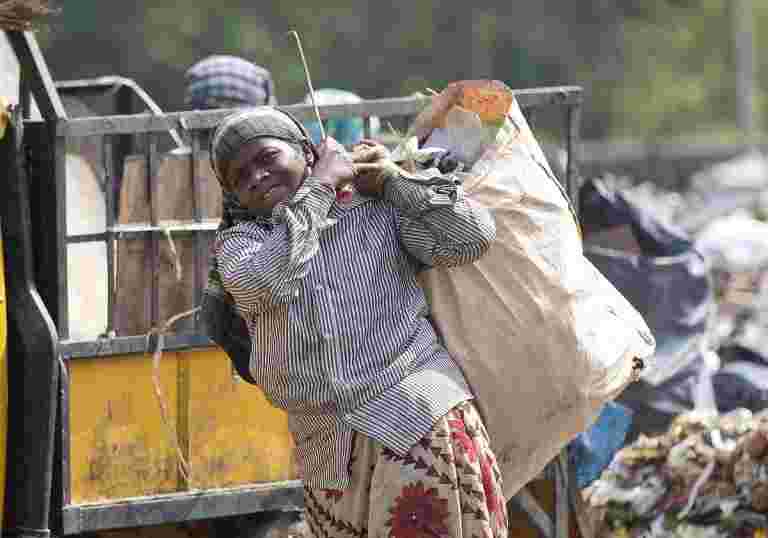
left=208, top=106, right=507, bottom=538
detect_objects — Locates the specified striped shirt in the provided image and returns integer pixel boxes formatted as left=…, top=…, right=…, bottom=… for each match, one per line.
left=216, top=171, right=495, bottom=489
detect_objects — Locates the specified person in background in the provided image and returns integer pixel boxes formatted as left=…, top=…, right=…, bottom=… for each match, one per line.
left=185, top=54, right=277, bottom=110
left=303, top=88, right=380, bottom=147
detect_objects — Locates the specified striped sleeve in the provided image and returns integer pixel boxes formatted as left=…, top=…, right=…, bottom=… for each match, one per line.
left=382, top=174, right=496, bottom=268
left=216, top=177, right=336, bottom=313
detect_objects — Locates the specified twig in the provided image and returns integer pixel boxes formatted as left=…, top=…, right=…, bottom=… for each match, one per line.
left=147, top=306, right=201, bottom=484
left=287, top=30, right=325, bottom=140
left=162, top=227, right=183, bottom=282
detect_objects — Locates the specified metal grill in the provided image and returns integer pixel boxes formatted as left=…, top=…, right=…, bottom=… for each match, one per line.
left=49, top=83, right=582, bottom=360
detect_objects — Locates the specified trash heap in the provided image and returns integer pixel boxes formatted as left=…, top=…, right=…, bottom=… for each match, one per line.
left=583, top=409, right=768, bottom=538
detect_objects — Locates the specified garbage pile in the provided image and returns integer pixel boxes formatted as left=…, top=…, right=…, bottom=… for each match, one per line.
left=586, top=150, right=768, bottom=430
left=571, top=151, right=768, bottom=537
left=584, top=409, right=768, bottom=537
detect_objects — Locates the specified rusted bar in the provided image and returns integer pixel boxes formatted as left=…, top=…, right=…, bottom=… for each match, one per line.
left=565, top=104, right=582, bottom=216
left=57, top=87, right=584, bottom=138
left=102, top=136, right=116, bottom=333
left=146, top=132, right=160, bottom=328
left=191, top=132, right=204, bottom=330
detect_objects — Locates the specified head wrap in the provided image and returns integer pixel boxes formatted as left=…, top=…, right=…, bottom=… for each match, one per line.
left=303, top=88, right=380, bottom=147
left=185, top=55, right=277, bottom=109
left=210, top=107, right=312, bottom=191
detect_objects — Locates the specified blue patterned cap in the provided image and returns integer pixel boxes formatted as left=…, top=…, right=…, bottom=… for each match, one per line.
left=185, top=55, right=277, bottom=109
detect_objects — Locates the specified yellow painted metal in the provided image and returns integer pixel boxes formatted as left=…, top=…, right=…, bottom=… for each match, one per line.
left=68, top=347, right=296, bottom=503
left=183, top=349, right=297, bottom=490
left=0, top=236, right=7, bottom=529
left=69, top=353, right=181, bottom=502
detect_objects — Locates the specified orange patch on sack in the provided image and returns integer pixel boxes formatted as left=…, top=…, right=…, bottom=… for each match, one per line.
left=459, top=86, right=514, bottom=123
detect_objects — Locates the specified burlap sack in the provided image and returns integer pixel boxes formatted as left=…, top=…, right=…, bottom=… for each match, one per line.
left=410, top=81, right=656, bottom=499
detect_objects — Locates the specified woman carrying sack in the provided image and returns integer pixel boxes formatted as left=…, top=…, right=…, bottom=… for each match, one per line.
left=205, top=105, right=508, bottom=538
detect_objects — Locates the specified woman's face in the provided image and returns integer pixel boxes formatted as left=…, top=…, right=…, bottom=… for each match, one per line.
left=226, top=137, right=308, bottom=214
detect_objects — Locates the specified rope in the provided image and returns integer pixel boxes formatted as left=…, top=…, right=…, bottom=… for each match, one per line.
left=162, top=227, right=183, bottom=282
left=146, top=306, right=201, bottom=483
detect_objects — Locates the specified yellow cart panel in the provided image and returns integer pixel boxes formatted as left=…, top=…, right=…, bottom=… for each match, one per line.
left=183, top=349, right=297, bottom=490
left=69, top=352, right=181, bottom=502
left=68, top=347, right=296, bottom=503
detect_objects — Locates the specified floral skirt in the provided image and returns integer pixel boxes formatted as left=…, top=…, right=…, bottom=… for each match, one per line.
left=303, top=400, right=508, bottom=538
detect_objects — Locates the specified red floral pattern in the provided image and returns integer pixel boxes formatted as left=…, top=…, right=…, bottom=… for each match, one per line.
left=388, top=481, right=450, bottom=538
left=303, top=401, right=508, bottom=538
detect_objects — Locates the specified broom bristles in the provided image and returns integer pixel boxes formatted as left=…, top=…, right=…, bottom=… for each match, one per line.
left=0, top=0, right=56, bottom=30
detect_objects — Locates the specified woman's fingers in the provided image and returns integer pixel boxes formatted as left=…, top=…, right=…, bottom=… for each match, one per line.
left=351, top=144, right=389, bottom=164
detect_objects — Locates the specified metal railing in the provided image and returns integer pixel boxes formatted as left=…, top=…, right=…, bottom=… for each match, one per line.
left=49, top=85, right=584, bottom=538
left=49, top=84, right=582, bottom=359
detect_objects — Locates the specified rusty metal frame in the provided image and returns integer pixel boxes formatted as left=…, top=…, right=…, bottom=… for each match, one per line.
left=60, top=481, right=304, bottom=535
left=1, top=103, right=61, bottom=538
left=55, top=86, right=582, bottom=138
left=8, top=31, right=69, bottom=339
left=53, top=85, right=584, bottom=536
left=52, top=84, right=582, bottom=356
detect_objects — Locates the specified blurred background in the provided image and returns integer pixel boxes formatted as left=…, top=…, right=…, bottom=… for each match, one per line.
left=23, top=0, right=767, bottom=144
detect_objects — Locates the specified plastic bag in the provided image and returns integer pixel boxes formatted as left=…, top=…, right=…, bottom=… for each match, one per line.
left=406, top=81, right=656, bottom=499
left=695, top=213, right=768, bottom=273
left=580, top=178, right=713, bottom=385
left=715, top=346, right=768, bottom=413
left=568, top=402, right=634, bottom=489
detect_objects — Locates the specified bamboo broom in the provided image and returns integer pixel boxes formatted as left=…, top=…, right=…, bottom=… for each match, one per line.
left=0, top=0, right=55, bottom=31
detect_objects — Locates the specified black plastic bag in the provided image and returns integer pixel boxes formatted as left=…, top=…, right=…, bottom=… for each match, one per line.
left=714, top=346, right=768, bottom=413
left=580, top=179, right=713, bottom=384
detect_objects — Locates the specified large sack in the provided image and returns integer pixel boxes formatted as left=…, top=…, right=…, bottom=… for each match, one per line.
left=406, top=81, right=656, bottom=499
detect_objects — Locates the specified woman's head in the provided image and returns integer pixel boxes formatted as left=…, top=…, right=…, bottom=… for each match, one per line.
left=211, top=108, right=315, bottom=214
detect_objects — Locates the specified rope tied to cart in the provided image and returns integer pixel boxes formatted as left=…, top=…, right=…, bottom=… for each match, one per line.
left=146, top=306, right=201, bottom=483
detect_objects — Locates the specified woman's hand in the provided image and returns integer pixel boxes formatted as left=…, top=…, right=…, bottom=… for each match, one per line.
left=351, top=139, right=397, bottom=198
left=351, top=138, right=390, bottom=164
left=312, top=137, right=356, bottom=190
